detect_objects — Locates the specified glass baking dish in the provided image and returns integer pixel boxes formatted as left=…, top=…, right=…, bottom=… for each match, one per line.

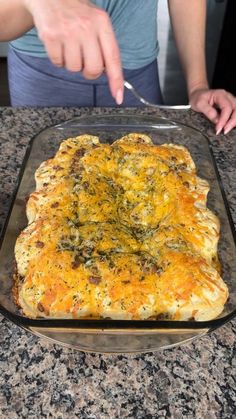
left=0, top=114, right=235, bottom=353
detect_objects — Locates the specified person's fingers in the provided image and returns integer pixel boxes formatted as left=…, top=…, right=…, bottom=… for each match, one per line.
left=44, top=39, right=64, bottom=67
left=63, top=39, right=83, bottom=72
left=190, top=90, right=219, bottom=123
left=80, top=35, right=104, bottom=79
left=193, top=99, right=219, bottom=124
left=226, top=91, right=236, bottom=104
left=201, top=104, right=219, bottom=124
left=223, top=108, right=236, bottom=134
left=30, top=0, right=123, bottom=102
left=98, top=15, right=124, bottom=104
left=213, top=96, right=233, bottom=135
left=190, top=88, right=236, bottom=133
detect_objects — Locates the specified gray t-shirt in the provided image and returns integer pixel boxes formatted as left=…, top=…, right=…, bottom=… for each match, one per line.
left=10, top=0, right=159, bottom=69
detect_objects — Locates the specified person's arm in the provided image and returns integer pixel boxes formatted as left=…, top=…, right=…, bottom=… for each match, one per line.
left=0, top=0, right=124, bottom=104
left=168, top=0, right=236, bottom=134
left=0, top=0, right=33, bottom=40
left=168, top=0, right=208, bottom=96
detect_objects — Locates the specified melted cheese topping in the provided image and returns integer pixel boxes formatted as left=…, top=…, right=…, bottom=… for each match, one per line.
left=14, top=133, right=228, bottom=320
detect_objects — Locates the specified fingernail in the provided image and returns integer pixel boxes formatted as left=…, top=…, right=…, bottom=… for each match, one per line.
left=216, top=127, right=222, bottom=135
left=116, top=89, right=123, bottom=105
left=224, top=127, right=230, bottom=135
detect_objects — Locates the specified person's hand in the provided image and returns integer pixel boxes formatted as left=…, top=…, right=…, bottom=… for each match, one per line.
left=23, top=0, right=124, bottom=104
left=189, top=88, right=236, bottom=134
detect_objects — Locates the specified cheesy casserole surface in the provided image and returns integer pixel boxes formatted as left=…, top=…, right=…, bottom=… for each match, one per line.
left=14, top=133, right=228, bottom=320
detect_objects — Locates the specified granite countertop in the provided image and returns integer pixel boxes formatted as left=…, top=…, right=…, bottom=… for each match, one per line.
left=0, top=107, right=235, bottom=418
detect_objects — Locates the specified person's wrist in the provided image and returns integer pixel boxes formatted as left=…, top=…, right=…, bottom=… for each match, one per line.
left=188, top=82, right=209, bottom=97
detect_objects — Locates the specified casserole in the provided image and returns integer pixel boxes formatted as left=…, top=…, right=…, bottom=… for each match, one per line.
left=0, top=114, right=235, bottom=352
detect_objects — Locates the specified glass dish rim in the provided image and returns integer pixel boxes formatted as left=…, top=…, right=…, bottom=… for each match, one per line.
left=0, top=113, right=236, bottom=332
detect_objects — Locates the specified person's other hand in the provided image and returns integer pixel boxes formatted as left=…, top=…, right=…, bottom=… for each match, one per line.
left=189, top=88, right=236, bottom=134
left=23, top=0, right=124, bottom=104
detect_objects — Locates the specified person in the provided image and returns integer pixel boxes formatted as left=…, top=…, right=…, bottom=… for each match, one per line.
left=0, top=0, right=236, bottom=134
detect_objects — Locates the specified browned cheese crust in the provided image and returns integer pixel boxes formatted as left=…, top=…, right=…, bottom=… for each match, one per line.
left=14, top=133, right=228, bottom=321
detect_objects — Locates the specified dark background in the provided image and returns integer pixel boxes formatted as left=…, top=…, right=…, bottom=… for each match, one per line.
left=0, top=58, right=10, bottom=106
left=212, top=0, right=236, bottom=95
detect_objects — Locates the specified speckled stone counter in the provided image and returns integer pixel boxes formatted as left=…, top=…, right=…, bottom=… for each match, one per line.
left=0, top=107, right=235, bottom=418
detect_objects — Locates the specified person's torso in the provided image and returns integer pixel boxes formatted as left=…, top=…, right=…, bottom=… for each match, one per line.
left=10, top=0, right=159, bottom=69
